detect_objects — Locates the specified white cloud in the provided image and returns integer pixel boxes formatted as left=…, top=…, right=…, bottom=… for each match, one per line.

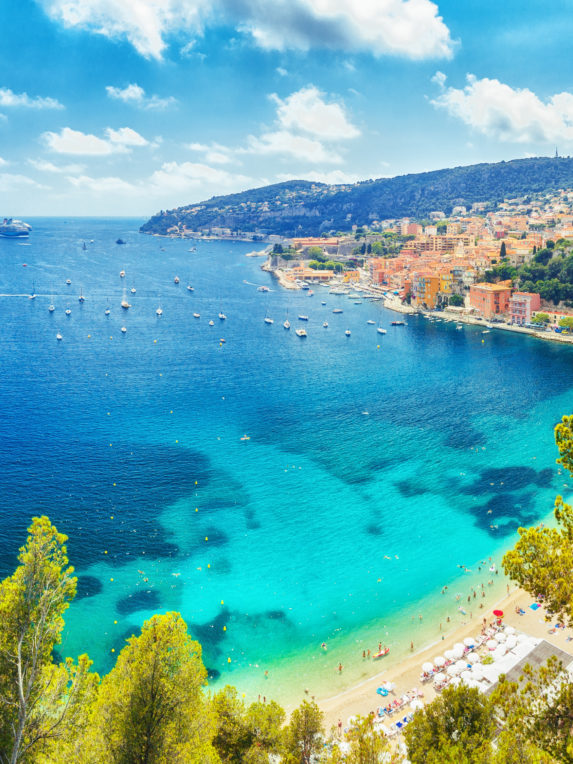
left=0, top=173, right=48, bottom=191
left=38, top=0, right=454, bottom=61
left=42, top=126, right=150, bottom=155
left=244, top=130, right=342, bottom=163
left=271, top=85, right=360, bottom=140
left=431, top=74, right=573, bottom=143
left=431, top=70, right=447, bottom=88
left=0, top=157, right=7, bottom=167
left=106, top=83, right=176, bottom=109
left=28, top=158, right=85, bottom=173
left=0, top=87, right=63, bottom=109
left=149, top=161, right=253, bottom=194
left=276, top=67, right=288, bottom=77
left=186, top=142, right=234, bottom=164
left=67, top=174, right=137, bottom=193
left=277, top=170, right=360, bottom=184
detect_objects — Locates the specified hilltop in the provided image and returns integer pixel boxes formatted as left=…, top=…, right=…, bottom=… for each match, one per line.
left=141, top=157, right=573, bottom=238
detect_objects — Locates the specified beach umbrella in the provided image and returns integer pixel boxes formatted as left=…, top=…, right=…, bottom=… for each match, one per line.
left=383, top=681, right=395, bottom=692
left=347, top=716, right=359, bottom=729
left=493, top=609, right=504, bottom=618
left=496, top=631, right=507, bottom=642
left=433, top=672, right=445, bottom=684
left=486, top=639, right=498, bottom=650
left=461, top=670, right=473, bottom=683
left=444, top=649, right=455, bottom=660
left=506, top=635, right=517, bottom=649
left=422, top=662, right=434, bottom=674
left=463, top=637, right=475, bottom=647
left=452, top=646, right=464, bottom=659
left=433, top=656, right=446, bottom=667
left=447, top=664, right=459, bottom=676
left=471, top=665, right=484, bottom=680
left=467, top=653, right=480, bottom=664
left=451, top=676, right=461, bottom=687
left=454, top=642, right=465, bottom=652
left=455, top=659, right=468, bottom=671
left=504, top=626, right=516, bottom=635
left=493, top=644, right=507, bottom=658
left=410, top=699, right=424, bottom=711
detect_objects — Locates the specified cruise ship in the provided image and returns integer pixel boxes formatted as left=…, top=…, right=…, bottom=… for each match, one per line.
left=0, top=218, right=32, bottom=238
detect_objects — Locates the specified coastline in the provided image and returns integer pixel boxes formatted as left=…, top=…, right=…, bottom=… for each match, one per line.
left=318, top=585, right=573, bottom=728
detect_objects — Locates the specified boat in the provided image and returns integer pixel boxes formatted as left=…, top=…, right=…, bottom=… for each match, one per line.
left=377, top=326, right=387, bottom=335
left=65, top=308, right=71, bottom=316
left=105, top=308, right=110, bottom=316
left=174, top=276, right=180, bottom=284
left=0, top=218, right=31, bottom=238
left=130, top=287, right=136, bottom=294
left=295, top=328, right=307, bottom=337
left=332, top=308, right=343, bottom=314
left=456, top=324, right=463, bottom=331
left=308, top=290, right=314, bottom=296
left=66, top=279, right=71, bottom=285
left=367, top=320, right=375, bottom=325
left=321, top=301, right=326, bottom=306
left=121, top=326, right=127, bottom=333
left=345, top=329, right=351, bottom=336
left=264, top=317, right=274, bottom=325
left=156, top=302, right=163, bottom=316
left=116, top=238, right=126, bottom=245
left=78, top=288, right=85, bottom=303
left=121, top=289, right=131, bottom=310
left=300, top=283, right=310, bottom=290
left=391, top=321, right=405, bottom=326
left=373, top=647, right=390, bottom=659
left=56, top=333, right=62, bottom=341
left=82, top=242, right=87, bottom=251
left=187, top=284, right=194, bottom=292
left=257, top=286, right=270, bottom=292
left=240, top=434, right=250, bottom=441
left=482, top=329, right=490, bottom=334
left=120, top=270, right=126, bottom=278
left=218, top=312, right=227, bottom=320
left=193, top=312, right=200, bottom=318
left=219, top=338, right=226, bottom=343
left=48, top=303, right=55, bottom=313
left=323, top=321, right=328, bottom=328
left=283, top=319, right=290, bottom=330
left=298, top=315, right=309, bottom=321
left=209, top=320, right=215, bottom=326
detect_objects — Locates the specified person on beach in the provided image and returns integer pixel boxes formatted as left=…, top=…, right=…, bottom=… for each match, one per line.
left=338, top=720, right=342, bottom=736
left=410, top=641, right=414, bottom=651
left=362, top=650, right=366, bottom=659
left=338, top=663, right=343, bottom=673
left=367, top=649, right=371, bottom=658
left=378, top=642, right=382, bottom=652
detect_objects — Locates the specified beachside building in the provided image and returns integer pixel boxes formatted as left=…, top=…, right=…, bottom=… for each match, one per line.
left=411, top=271, right=440, bottom=309
left=469, top=282, right=512, bottom=318
left=509, top=292, right=541, bottom=325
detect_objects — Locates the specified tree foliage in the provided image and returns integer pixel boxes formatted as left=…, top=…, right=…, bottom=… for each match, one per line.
left=283, top=699, right=324, bottom=763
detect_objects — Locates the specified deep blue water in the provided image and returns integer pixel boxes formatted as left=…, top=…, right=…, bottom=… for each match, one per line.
left=0, top=218, right=572, bottom=702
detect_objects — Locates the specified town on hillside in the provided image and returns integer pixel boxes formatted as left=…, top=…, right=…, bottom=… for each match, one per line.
left=259, top=189, right=573, bottom=335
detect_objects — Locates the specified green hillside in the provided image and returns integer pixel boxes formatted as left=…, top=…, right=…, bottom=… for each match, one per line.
left=141, top=156, right=573, bottom=237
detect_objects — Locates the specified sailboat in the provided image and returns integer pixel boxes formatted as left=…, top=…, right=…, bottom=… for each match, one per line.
left=121, top=288, right=131, bottom=310
left=218, top=310, right=227, bottom=320
left=105, top=298, right=111, bottom=316
left=283, top=312, right=291, bottom=330
left=78, top=287, right=85, bottom=303
left=156, top=298, right=163, bottom=316
left=48, top=291, right=55, bottom=312
left=377, top=323, right=387, bottom=335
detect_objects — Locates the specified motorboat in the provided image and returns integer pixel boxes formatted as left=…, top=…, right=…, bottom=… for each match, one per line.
left=321, top=301, right=326, bottom=305
left=264, top=317, right=274, bottom=324
left=66, top=279, right=71, bottom=285
left=65, top=308, right=71, bottom=316
left=367, top=320, right=375, bottom=325
left=391, top=321, right=405, bottom=326
left=295, top=328, right=307, bottom=337
left=121, top=326, right=127, bottom=333
left=78, top=289, right=85, bottom=303
left=323, top=321, right=328, bottom=328
left=209, top=320, right=215, bottom=326
left=48, top=304, right=55, bottom=313
left=218, top=312, right=227, bottom=320
left=174, top=276, right=180, bottom=284
left=56, top=333, right=62, bottom=341
left=283, top=320, right=291, bottom=330
left=120, top=270, right=126, bottom=278
left=257, top=285, right=269, bottom=292
left=121, top=290, right=131, bottom=309
left=332, top=308, right=343, bottom=314
left=345, top=329, right=351, bottom=336
left=187, top=285, right=194, bottom=292
left=298, top=315, right=309, bottom=321
left=130, top=287, right=136, bottom=294
left=377, top=326, right=387, bottom=335
left=193, top=312, right=200, bottom=318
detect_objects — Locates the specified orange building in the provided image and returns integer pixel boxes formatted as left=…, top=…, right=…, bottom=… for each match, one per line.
left=469, top=282, right=512, bottom=318
left=411, top=271, right=440, bottom=309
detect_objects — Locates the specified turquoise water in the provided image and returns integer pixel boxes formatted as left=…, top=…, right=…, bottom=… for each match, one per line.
left=0, top=218, right=571, bottom=705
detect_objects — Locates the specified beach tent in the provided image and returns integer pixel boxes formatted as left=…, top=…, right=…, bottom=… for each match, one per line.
left=422, top=662, right=434, bottom=673
left=433, top=656, right=446, bottom=667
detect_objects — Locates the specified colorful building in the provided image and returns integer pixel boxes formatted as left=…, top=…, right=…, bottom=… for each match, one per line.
left=509, top=292, right=541, bottom=325
left=468, top=282, right=512, bottom=318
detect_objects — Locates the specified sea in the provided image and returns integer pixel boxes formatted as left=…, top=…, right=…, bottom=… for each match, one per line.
left=0, top=217, right=572, bottom=707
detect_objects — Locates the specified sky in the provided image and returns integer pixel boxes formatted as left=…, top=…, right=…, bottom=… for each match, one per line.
left=2, top=0, right=573, bottom=216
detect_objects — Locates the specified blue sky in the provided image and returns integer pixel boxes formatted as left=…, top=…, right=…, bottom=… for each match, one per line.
left=1, top=0, right=573, bottom=215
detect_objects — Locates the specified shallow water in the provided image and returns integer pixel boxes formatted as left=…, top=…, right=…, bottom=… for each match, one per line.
left=0, top=218, right=571, bottom=704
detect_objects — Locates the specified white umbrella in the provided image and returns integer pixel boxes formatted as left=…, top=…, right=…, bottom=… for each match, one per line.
left=422, top=662, right=434, bottom=674
left=434, top=656, right=446, bottom=667
left=383, top=681, right=395, bottom=692
left=493, top=644, right=507, bottom=658
left=451, top=676, right=461, bottom=687
left=410, top=699, right=424, bottom=711
left=452, top=646, right=464, bottom=659
left=347, top=716, right=359, bottom=728
left=447, top=664, right=459, bottom=676
left=444, top=649, right=455, bottom=660
left=471, top=665, right=484, bottom=680
left=454, top=642, right=465, bottom=652
left=433, top=672, right=445, bottom=684
left=467, top=653, right=480, bottom=664
left=504, top=626, right=516, bottom=635
left=463, top=637, right=475, bottom=647
left=455, top=659, right=468, bottom=671
left=496, top=631, right=507, bottom=642
left=506, top=635, right=517, bottom=649
left=461, top=670, right=473, bottom=682
left=486, top=639, right=498, bottom=650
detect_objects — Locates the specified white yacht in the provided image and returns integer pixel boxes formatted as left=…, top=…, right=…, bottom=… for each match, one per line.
left=295, top=328, right=307, bottom=337
left=193, top=312, right=200, bottom=318
left=377, top=326, right=387, bottom=335
left=56, top=333, right=62, bottom=341
left=345, top=329, right=351, bottom=336
left=218, top=312, right=227, bottom=320
left=283, top=319, right=291, bottom=330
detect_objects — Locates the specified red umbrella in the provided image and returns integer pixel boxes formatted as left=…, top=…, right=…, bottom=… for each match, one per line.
left=493, top=609, right=504, bottom=617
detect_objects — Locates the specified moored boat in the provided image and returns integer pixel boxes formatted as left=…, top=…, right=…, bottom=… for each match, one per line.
left=0, top=218, right=31, bottom=238
left=295, top=328, right=307, bottom=337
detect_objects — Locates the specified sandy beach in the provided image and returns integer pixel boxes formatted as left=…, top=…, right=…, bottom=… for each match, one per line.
left=319, top=585, right=573, bottom=728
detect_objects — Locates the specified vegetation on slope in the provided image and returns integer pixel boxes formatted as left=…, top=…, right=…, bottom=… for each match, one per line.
left=141, top=157, right=573, bottom=238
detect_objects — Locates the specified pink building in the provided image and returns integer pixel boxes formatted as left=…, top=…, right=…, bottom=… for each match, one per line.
left=509, top=292, right=541, bottom=325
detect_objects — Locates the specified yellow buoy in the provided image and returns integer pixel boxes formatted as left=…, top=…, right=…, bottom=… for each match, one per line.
left=104, top=550, right=108, bottom=554
left=221, top=600, right=224, bottom=605
left=227, top=657, right=231, bottom=663
left=110, top=578, right=114, bottom=582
